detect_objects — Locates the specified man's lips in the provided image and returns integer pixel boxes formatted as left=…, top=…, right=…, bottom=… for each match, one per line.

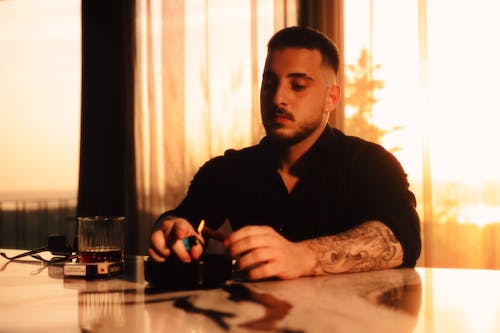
left=273, top=115, right=291, bottom=124
left=267, top=110, right=294, bottom=125
left=263, top=106, right=294, bottom=128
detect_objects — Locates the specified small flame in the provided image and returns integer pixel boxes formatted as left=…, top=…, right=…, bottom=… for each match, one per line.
left=197, top=219, right=205, bottom=234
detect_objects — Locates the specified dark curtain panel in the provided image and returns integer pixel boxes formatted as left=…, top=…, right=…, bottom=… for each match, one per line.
left=78, top=0, right=139, bottom=253
left=298, top=0, right=345, bottom=130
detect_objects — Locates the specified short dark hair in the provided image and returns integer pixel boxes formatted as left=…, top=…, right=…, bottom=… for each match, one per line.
left=267, top=26, right=339, bottom=75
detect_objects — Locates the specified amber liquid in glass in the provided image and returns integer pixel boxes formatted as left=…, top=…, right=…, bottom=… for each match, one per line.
left=79, top=247, right=123, bottom=263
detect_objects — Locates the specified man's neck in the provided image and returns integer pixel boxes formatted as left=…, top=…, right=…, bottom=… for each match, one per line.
left=278, top=126, right=325, bottom=172
left=273, top=126, right=325, bottom=194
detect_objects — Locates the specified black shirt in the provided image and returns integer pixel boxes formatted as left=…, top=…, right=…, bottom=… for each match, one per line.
left=167, top=126, right=421, bottom=267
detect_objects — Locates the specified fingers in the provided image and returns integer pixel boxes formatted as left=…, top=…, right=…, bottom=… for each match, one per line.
left=224, top=225, right=276, bottom=257
left=237, top=246, right=273, bottom=271
left=190, top=234, right=205, bottom=260
left=224, top=225, right=313, bottom=280
left=245, top=260, right=280, bottom=280
left=169, top=235, right=204, bottom=263
left=148, top=217, right=205, bottom=263
left=148, top=229, right=171, bottom=262
left=224, top=226, right=284, bottom=280
left=168, top=221, right=205, bottom=262
left=236, top=248, right=287, bottom=280
left=189, top=242, right=204, bottom=261
left=169, top=238, right=192, bottom=263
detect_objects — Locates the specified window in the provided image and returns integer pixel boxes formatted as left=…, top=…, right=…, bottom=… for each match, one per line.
left=0, top=0, right=81, bottom=248
left=344, top=0, right=500, bottom=269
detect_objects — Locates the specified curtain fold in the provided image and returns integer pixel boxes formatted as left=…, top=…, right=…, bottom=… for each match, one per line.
left=298, top=0, right=345, bottom=130
left=78, top=0, right=138, bottom=253
left=161, top=1, right=188, bottom=209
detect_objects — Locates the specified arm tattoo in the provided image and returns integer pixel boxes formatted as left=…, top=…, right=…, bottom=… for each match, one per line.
left=306, top=221, right=403, bottom=274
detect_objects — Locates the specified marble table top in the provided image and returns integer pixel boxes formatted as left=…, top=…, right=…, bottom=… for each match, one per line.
left=0, top=249, right=499, bottom=333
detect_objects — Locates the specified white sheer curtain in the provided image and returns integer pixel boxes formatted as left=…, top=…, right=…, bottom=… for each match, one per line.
left=344, top=0, right=500, bottom=269
left=133, top=0, right=296, bottom=253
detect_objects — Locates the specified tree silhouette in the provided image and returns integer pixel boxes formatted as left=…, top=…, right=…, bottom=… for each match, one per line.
left=344, top=48, right=402, bottom=152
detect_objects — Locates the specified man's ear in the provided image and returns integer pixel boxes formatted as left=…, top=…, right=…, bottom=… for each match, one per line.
left=325, top=84, right=341, bottom=114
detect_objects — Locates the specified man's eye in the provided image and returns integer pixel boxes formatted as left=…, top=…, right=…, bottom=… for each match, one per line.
left=262, top=79, right=276, bottom=89
left=292, top=83, right=306, bottom=91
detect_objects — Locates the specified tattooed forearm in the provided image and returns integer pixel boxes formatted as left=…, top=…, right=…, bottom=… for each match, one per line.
left=305, top=221, right=403, bottom=274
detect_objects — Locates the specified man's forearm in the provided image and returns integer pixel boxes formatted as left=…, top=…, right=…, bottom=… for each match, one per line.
left=304, top=220, right=403, bottom=275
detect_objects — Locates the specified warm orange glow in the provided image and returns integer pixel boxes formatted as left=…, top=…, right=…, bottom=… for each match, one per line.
left=414, top=268, right=500, bottom=333
left=456, top=205, right=500, bottom=227
left=0, top=0, right=81, bottom=195
left=345, top=0, right=500, bottom=231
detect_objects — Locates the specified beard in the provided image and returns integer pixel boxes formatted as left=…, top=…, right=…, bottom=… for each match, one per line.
left=262, top=107, right=325, bottom=146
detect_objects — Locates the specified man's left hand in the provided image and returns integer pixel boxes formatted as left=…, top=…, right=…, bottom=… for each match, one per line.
left=224, top=225, right=315, bottom=280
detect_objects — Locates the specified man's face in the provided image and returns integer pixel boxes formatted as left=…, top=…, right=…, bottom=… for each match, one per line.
left=260, top=48, right=339, bottom=145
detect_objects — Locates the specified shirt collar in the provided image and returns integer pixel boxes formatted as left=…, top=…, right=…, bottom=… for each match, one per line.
left=259, top=125, right=344, bottom=173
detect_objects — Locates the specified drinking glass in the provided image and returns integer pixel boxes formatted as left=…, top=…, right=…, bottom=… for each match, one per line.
left=78, top=216, right=125, bottom=263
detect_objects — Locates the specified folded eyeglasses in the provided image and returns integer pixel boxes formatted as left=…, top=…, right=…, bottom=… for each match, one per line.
left=0, top=234, right=77, bottom=264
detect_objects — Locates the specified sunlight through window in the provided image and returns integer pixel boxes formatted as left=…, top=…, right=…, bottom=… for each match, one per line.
left=345, top=0, right=500, bottom=270
left=0, top=0, right=81, bottom=197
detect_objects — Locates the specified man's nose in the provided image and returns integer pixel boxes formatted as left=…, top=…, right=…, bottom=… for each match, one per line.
left=273, top=83, right=288, bottom=106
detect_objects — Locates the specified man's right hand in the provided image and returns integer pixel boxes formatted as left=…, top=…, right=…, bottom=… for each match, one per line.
left=148, top=216, right=204, bottom=263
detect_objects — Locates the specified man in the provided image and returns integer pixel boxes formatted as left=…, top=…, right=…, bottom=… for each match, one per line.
left=149, top=26, right=421, bottom=280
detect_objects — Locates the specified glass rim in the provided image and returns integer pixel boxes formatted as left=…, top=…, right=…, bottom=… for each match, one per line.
left=78, top=216, right=126, bottom=222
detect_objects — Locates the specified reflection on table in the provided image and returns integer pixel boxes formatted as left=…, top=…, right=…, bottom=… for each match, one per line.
left=0, top=250, right=499, bottom=333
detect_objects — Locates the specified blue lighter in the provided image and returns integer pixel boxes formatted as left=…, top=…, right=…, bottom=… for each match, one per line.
left=182, top=220, right=205, bottom=251
left=182, top=236, right=198, bottom=251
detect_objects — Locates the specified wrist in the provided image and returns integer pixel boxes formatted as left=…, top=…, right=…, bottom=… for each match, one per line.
left=296, top=240, right=319, bottom=277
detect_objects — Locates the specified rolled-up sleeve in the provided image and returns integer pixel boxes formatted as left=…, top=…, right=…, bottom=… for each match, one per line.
left=355, top=143, right=422, bottom=267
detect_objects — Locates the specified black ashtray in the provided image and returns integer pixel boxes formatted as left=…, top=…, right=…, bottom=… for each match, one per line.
left=144, top=254, right=233, bottom=289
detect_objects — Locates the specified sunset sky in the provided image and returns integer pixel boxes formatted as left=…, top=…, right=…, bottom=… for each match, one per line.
left=0, top=0, right=80, bottom=196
